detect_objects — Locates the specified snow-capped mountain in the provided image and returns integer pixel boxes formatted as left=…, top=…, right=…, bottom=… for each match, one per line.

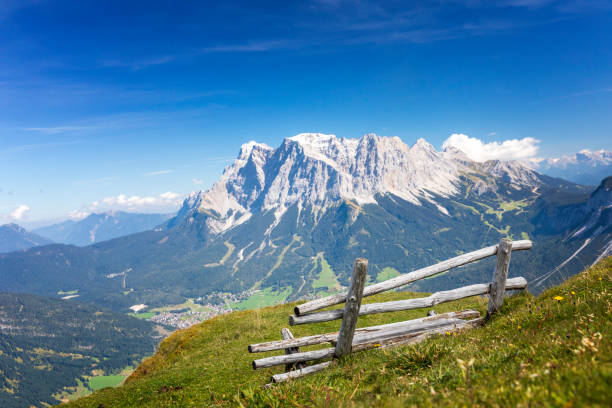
left=179, top=133, right=542, bottom=235
left=538, top=149, right=612, bottom=185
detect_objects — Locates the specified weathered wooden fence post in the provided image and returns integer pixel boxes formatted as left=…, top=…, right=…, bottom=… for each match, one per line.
left=281, top=327, right=304, bottom=371
left=335, top=258, right=368, bottom=357
left=487, top=238, right=512, bottom=318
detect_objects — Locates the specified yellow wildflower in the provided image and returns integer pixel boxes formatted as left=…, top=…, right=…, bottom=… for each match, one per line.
left=553, top=296, right=564, bottom=301
left=571, top=291, right=576, bottom=295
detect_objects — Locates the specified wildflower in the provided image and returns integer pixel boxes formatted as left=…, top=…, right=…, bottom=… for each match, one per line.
left=581, top=337, right=598, bottom=352
left=553, top=296, right=564, bottom=301
left=571, top=291, right=576, bottom=295
left=518, top=325, right=521, bottom=329
left=446, top=331, right=451, bottom=336
left=374, top=343, right=381, bottom=348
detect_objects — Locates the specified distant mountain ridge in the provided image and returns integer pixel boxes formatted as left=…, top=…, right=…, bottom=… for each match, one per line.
left=0, top=223, right=53, bottom=253
left=34, top=211, right=172, bottom=246
left=0, top=133, right=609, bottom=312
left=537, top=149, right=612, bottom=185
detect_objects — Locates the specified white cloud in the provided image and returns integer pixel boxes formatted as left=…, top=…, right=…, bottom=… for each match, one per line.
left=101, top=192, right=181, bottom=209
left=159, top=191, right=180, bottom=200
left=68, top=192, right=183, bottom=217
left=144, top=169, right=173, bottom=176
left=68, top=210, right=90, bottom=220
left=10, top=204, right=30, bottom=221
left=192, top=178, right=204, bottom=185
left=442, top=133, right=540, bottom=162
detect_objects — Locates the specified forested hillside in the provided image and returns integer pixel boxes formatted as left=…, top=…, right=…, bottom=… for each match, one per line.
left=0, top=293, right=161, bottom=407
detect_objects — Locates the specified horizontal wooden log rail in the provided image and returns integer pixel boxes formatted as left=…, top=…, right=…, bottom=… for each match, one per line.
left=290, top=277, right=526, bottom=325
left=260, top=317, right=484, bottom=375
left=294, top=240, right=532, bottom=316
left=271, top=361, right=334, bottom=383
left=350, top=317, right=474, bottom=345
left=249, top=309, right=479, bottom=353
left=252, top=348, right=335, bottom=370
left=351, top=318, right=484, bottom=352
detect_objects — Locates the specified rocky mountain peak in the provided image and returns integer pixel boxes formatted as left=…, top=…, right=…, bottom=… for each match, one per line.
left=180, top=133, right=547, bottom=235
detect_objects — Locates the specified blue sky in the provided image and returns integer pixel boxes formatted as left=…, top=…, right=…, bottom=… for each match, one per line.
left=0, top=0, right=610, bottom=225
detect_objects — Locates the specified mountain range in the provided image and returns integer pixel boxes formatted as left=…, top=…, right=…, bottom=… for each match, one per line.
left=33, top=211, right=172, bottom=246
left=0, top=133, right=609, bottom=312
left=0, top=224, right=53, bottom=253
left=537, top=149, right=612, bottom=186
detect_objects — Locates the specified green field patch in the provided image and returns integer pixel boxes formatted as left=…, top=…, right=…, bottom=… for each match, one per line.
left=476, top=200, right=529, bottom=221
left=499, top=199, right=528, bottom=212
left=88, top=375, right=124, bottom=391
left=150, top=299, right=211, bottom=314
left=483, top=220, right=510, bottom=235
left=311, top=253, right=341, bottom=292
left=128, top=312, right=156, bottom=320
left=451, top=200, right=480, bottom=215
left=376, top=267, right=400, bottom=282
left=232, top=287, right=292, bottom=311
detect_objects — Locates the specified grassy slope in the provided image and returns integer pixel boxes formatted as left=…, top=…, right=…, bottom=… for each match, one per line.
left=66, top=258, right=612, bottom=407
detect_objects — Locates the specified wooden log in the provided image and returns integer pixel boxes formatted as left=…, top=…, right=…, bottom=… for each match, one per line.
left=350, top=318, right=469, bottom=345
left=294, top=240, right=532, bottom=316
left=271, top=361, right=334, bottom=383
left=281, top=328, right=305, bottom=371
left=290, top=277, right=526, bottom=325
left=487, top=238, right=513, bottom=318
left=250, top=332, right=338, bottom=353
left=352, top=318, right=484, bottom=352
left=335, top=258, right=368, bottom=357
left=249, top=310, right=479, bottom=353
left=252, top=348, right=335, bottom=370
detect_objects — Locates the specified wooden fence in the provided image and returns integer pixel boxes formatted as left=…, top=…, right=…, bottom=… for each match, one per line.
left=248, top=238, right=532, bottom=384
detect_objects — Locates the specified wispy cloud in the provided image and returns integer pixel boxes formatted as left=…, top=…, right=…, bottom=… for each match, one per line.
left=22, top=126, right=96, bottom=134
left=192, top=178, right=204, bottom=185
left=536, top=86, right=612, bottom=103
left=568, top=87, right=612, bottom=97
left=145, top=169, right=174, bottom=176
left=100, top=55, right=177, bottom=70
left=0, top=139, right=89, bottom=155
left=200, top=40, right=291, bottom=53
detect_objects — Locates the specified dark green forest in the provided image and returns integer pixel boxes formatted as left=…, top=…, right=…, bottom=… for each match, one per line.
left=0, top=293, right=159, bottom=408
